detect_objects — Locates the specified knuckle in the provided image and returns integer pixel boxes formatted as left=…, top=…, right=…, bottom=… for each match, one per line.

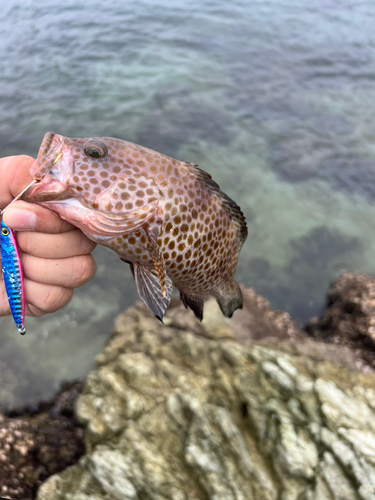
left=44, top=286, right=73, bottom=312
left=71, top=255, right=96, bottom=287
left=78, top=231, right=96, bottom=255
left=0, top=282, right=11, bottom=316
left=17, top=232, right=30, bottom=254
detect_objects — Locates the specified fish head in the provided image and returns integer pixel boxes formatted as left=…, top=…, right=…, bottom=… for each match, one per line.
left=24, top=131, right=110, bottom=204
left=22, top=132, right=162, bottom=236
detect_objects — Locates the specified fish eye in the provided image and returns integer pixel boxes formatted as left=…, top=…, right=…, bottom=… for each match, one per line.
left=84, top=141, right=108, bottom=159
left=1, top=227, right=9, bottom=236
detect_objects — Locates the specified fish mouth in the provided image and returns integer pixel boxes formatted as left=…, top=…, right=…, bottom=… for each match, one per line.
left=22, top=131, right=74, bottom=203
left=22, top=175, right=74, bottom=203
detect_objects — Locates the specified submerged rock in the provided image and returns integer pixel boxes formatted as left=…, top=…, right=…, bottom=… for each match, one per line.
left=137, top=85, right=235, bottom=157
left=37, top=288, right=375, bottom=500
left=247, top=227, right=363, bottom=324
left=269, top=125, right=375, bottom=202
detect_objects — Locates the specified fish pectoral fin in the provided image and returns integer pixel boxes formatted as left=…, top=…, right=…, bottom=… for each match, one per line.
left=133, top=263, right=173, bottom=322
left=85, top=173, right=163, bottom=237
left=180, top=292, right=205, bottom=321
left=86, top=201, right=159, bottom=236
left=145, top=231, right=168, bottom=297
left=99, top=174, right=162, bottom=214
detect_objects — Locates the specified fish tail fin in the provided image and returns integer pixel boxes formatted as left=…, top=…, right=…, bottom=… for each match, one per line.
left=215, top=279, right=243, bottom=318
left=180, top=292, right=204, bottom=321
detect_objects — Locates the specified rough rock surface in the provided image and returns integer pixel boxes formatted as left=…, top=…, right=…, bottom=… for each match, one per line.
left=0, top=382, right=84, bottom=500
left=37, top=287, right=375, bottom=500
left=306, top=272, right=375, bottom=371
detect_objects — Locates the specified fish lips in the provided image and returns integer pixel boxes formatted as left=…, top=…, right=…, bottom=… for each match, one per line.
left=22, top=176, right=74, bottom=203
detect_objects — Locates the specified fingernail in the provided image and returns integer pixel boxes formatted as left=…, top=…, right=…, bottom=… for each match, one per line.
left=4, top=208, right=37, bottom=230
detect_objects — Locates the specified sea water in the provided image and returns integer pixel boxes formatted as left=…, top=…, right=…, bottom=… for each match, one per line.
left=1, top=0, right=375, bottom=405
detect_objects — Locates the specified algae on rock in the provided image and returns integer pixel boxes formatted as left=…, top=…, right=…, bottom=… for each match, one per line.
left=37, top=288, right=375, bottom=500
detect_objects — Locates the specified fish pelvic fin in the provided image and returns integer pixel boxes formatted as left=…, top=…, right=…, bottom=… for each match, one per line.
left=132, top=263, right=173, bottom=322
left=146, top=231, right=168, bottom=297
left=215, top=279, right=243, bottom=318
left=180, top=292, right=204, bottom=321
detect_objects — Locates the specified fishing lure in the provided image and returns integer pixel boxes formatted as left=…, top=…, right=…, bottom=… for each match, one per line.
left=0, top=220, right=26, bottom=334
left=0, top=179, right=37, bottom=335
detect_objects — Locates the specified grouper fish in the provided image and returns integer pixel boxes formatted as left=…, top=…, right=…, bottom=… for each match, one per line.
left=23, top=132, right=248, bottom=322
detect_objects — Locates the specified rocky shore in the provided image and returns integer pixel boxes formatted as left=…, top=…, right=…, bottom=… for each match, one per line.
left=0, top=382, right=84, bottom=499
left=2, top=274, right=375, bottom=499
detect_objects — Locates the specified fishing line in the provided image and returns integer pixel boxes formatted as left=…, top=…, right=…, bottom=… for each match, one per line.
left=0, top=179, right=38, bottom=217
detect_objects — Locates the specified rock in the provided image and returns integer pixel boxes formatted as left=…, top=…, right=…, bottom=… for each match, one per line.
left=0, top=382, right=84, bottom=500
left=269, top=125, right=375, bottom=202
left=269, top=127, right=332, bottom=182
left=306, top=272, right=375, bottom=371
left=37, top=288, right=375, bottom=500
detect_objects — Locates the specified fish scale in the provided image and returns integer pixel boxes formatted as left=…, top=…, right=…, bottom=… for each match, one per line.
left=23, top=132, right=248, bottom=322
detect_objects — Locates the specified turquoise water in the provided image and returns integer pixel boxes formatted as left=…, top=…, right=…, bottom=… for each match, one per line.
left=1, top=0, right=375, bottom=406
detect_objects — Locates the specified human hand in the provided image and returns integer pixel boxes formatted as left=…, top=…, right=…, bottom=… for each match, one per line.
left=0, top=155, right=97, bottom=317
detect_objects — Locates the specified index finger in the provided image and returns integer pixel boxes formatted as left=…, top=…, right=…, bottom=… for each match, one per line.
left=0, top=155, right=35, bottom=207
left=0, top=155, right=75, bottom=233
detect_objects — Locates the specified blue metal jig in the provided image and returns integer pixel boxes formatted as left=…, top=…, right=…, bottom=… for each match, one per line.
left=0, top=220, right=26, bottom=334
left=0, top=180, right=38, bottom=335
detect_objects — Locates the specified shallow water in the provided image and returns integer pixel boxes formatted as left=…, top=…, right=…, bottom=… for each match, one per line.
left=1, top=0, right=375, bottom=406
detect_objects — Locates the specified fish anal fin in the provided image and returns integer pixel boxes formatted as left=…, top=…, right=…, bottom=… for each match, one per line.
left=133, top=263, right=173, bottom=322
left=180, top=292, right=204, bottom=321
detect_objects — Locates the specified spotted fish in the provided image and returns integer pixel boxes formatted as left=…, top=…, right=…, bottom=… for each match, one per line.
left=23, top=132, right=247, bottom=321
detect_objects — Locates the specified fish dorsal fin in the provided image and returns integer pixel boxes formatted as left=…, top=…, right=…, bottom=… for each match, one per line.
left=132, top=263, right=173, bottom=322
left=187, top=164, right=248, bottom=249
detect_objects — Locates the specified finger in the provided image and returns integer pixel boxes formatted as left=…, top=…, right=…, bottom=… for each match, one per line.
left=0, top=278, right=73, bottom=318
left=21, top=253, right=97, bottom=288
left=0, top=156, right=35, bottom=207
left=3, top=200, right=75, bottom=233
left=0, top=280, right=10, bottom=316
left=24, top=279, right=74, bottom=317
left=16, top=229, right=96, bottom=259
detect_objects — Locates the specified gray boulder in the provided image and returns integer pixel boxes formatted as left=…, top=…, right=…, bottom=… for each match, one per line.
left=37, top=288, right=375, bottom=500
